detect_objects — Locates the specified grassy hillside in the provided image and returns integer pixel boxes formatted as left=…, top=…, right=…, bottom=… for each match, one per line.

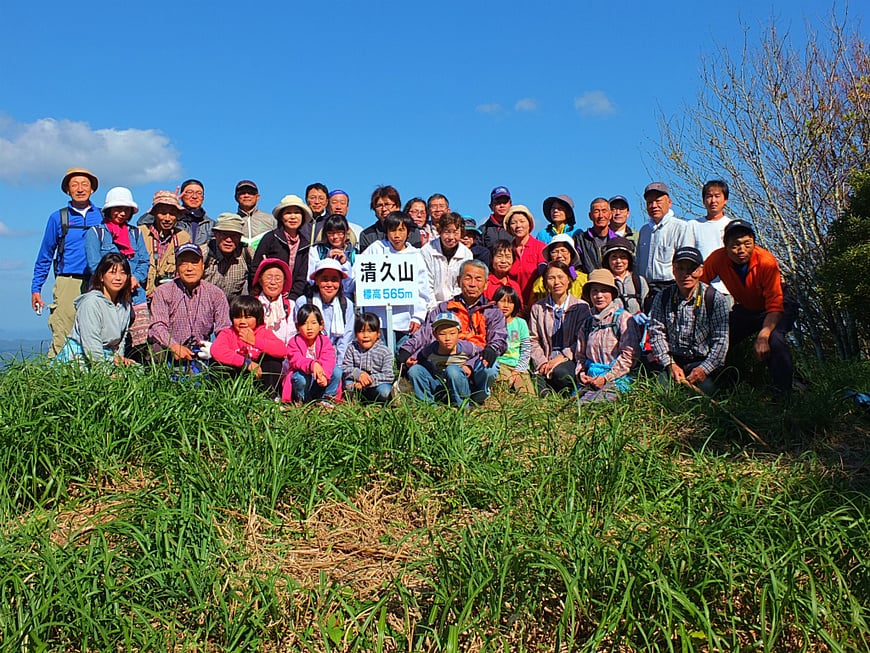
left=1, top=360, right=868, bottom=651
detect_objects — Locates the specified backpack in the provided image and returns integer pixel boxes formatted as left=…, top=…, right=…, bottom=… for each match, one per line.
left=618, top=271, right=644, bottom=313
left=55, top=208, right=91, bottom=274
left=583, top=307, right=626, bottom=341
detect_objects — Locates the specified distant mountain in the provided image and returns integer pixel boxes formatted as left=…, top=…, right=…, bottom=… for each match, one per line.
left=0, top=339, right=48, bottom=361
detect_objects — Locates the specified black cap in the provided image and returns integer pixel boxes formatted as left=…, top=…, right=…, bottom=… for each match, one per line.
left=672, top=246, right=703, bottom=267
left=723, top=219, right=755, bottom=242
left=235, top=180, right=259, bottom=194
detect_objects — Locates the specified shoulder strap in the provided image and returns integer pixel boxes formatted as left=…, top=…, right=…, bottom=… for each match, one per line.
left=54, top=208, right=71, bottom=274
left=703, top=285, right=716, bottom=317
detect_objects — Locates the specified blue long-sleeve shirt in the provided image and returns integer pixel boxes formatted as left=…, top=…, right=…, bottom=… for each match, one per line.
left=31, top=202, right=103, bottom=293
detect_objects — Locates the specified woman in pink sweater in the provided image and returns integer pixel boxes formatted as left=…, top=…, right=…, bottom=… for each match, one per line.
left=211, top=295, right=289, bottom=396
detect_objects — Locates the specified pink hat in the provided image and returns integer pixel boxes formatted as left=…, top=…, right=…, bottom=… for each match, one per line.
left=252, top=258, right=293, bottom=295
left=150, top=190, right=182, bottom=212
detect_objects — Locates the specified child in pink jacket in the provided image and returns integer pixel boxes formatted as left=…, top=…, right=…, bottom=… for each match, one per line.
left=211, top=295, right=289, bottom=396
left=282, top=303, right=341, bottom=405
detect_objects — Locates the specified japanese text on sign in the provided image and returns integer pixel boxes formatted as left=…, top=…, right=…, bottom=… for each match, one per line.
left=353, top=252, right=418, bottom=306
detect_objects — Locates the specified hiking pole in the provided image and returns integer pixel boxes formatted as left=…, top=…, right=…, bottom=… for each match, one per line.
left=682, top=380, right=768, bottom=446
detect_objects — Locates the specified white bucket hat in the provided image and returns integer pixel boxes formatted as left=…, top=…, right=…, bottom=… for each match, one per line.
left=102, top=187, right=139, bottom=214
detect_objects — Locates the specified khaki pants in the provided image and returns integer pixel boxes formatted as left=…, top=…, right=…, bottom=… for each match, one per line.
left=47, top=275, right=88, bottom=357
left=497, top=363, right=535, bottom=395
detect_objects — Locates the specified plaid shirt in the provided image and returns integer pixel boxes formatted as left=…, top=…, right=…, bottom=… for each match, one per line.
left=648, top=282, right=729, bottom=374
left=148, top=278, right=231, bottom=349
left=203, top=244, right=252, bottom=298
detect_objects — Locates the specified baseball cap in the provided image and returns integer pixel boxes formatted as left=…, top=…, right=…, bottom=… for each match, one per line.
left=176, top=243, right=204, bottom=260
left=723, top=219, right=756, bottom=241
left=490, top=186, right=511, bottom=201
left=609, top=195, right=630, bottom=208
left=235, top=180, right=259, bottom=194
left=672, top=246, right=704, bottom=267
left=432, top=312, right=461, bottom=331
left=643, top=182, right=671, bottom=198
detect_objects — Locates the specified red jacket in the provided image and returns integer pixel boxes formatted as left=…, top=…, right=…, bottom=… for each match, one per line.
left=485, top=273, right=523, bottom=308
left=508, top=237, right=546, bottom=309
left=701, top=246, right=784, bottom=313
left=211, top=324, right=288, bottom=368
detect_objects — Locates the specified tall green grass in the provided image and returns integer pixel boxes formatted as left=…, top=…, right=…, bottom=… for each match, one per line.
left=0, top=358, right=867, bottom=651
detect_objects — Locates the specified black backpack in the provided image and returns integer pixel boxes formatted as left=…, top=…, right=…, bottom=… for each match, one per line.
left=55, top=208, right=92, bottom=274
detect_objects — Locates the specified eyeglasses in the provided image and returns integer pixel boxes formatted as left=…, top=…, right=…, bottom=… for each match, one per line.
left=375, top=202, right=396, bottom=210
left=183, top=190, right=204, bottom=198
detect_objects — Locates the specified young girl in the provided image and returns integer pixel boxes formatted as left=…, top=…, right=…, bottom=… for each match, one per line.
left=283, top=304, right=340, bottom=405
left=363, top=211, right=430, bottom=349
left=485, top=240, right=523, bottom=305
left=211, top=295, right=289, bottom=395
left=342, top=312, right=395, bottom=403
left=307, top=214, right=356, bottom=297
left=421, top=212, right=472, bottom=309
left=574, top=269, right=640, bottom=402
left=492, top=285, right=534, bottom=394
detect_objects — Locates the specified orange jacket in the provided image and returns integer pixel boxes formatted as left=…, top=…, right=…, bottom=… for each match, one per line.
left=701, top=246, right=784, bottom=313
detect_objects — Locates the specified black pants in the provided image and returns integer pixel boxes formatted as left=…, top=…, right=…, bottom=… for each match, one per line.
left=211, top=354, right=285, bottom=396
left=728, top=297, right=798, bottom=395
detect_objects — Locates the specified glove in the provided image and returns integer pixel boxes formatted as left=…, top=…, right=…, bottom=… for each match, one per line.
left=481, top=345, right=499, bottom=367
left=632, top=312, right=651, bottom=328
left=396, top=349, right=411, bottom=368
left=197, top=340, right=212, bottom=360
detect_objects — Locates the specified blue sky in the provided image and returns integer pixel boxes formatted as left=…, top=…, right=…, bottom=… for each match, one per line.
left=0, top=0, right=856, bottom=340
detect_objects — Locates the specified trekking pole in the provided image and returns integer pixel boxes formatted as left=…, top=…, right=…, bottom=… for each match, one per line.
left=682, top=381, right=768, bottom=446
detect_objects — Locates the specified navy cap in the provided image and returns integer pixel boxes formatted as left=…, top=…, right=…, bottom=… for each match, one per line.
left=672, top=246, right=703, bottom=267
left=175, top=243, right=204, bottom=261
left=723, top=219, right=755, bottom=241
left=609, top=195, right=630, bottom=208
left=490, top=186, right=511, bottom=201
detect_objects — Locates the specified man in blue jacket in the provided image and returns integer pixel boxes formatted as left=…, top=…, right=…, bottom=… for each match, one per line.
left=31, top=168, right=103, bottom=357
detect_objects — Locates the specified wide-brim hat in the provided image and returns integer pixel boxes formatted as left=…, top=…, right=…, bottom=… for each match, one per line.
left=543, top=233, right=579, bottom=262
left=272, top=194, right=313, bottom=224
left=61, top=167, right=99, bottom=193
left=253, top=257, right=293, bottom=295
left=581, top=268, right=619, bottom=303
left=505, top=205, right=535, bottom=234
left=150, top=190, right=182, bottom=213
left=102, top=187, right=139, bottom=214
left=309, top=257, right=349, bottom=281
left=542, top=195, right=575, bottom=227
left=601, top=237, right=636, bottom=267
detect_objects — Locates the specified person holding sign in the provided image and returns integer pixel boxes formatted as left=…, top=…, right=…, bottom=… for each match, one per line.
left=363, top=211, right=431, bottom=349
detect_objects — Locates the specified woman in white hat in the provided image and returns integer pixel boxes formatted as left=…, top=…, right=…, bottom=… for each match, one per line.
left=85, top=186, right=151, bottom=357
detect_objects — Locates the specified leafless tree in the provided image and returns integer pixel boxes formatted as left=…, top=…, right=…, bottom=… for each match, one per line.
left=653, top=10, right=869, bottom=359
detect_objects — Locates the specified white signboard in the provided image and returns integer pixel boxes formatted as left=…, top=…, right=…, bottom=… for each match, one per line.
left=353, top=252, right=418, bottom=307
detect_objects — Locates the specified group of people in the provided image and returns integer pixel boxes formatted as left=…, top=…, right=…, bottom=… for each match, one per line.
left=31, top=168, right=797, bottom=407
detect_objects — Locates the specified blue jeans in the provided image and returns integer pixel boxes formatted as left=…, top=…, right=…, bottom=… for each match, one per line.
left=291, top=365, right=341, bottom=402
left=408, top=360, right=498, bottom=406
left=344, top=381, right=393, bottom=403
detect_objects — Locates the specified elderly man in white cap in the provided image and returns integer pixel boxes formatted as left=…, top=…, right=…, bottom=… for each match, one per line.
left=31, top=168, right=104, bottom=357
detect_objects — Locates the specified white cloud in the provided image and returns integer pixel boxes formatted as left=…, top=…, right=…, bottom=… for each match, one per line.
left=476, top=103, right=503, bottom=114
left=574, top=91, right=616, bottom=116
left=0, top=220, right=35, bottom=238
left=0, top=221, right=11, bottom=236
left=0, top=117, right=182, bottom=186
left=514, top=98, right=538, bottom=112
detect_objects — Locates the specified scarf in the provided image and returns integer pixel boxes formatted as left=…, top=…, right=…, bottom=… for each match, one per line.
left=104, top=221, right=135, bottom=257
left=260, top=292, right=287, bottom=331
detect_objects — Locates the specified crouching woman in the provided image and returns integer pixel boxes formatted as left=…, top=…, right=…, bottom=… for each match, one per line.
left=574, top=269, right=640, bottom=402
left=55, top=252, right=135, bottom=367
